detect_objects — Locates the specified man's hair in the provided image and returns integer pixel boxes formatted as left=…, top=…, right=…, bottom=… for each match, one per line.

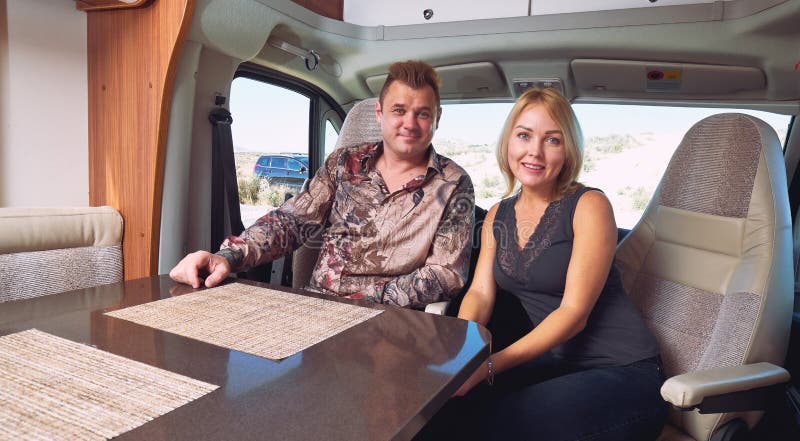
left=496, top=87, right=584, bottom=198
left=378, top=60, right=441, bottom=107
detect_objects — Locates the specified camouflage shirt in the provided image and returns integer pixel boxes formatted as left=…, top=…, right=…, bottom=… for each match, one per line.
left=217, top=142, right=475, bottom=309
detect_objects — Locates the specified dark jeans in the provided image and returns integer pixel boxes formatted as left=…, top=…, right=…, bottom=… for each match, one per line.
left=415, top=354, right=668, bottom=441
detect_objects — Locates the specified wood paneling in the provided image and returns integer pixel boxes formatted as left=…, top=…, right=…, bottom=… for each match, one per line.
left=87, top=0, right=194, bottom=279
left=291, top=0, right=343, bottom=21
left=76, top=0, right=153, bottom=12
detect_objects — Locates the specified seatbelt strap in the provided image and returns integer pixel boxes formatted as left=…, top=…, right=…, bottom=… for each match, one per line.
left=209, top=105, right=245, bottom=249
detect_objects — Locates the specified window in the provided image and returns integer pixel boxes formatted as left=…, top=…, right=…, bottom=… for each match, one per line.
left=573, top=104, right=790, bottom=228
left=230, top=77, right=310, bottom=227
left=324, top=120, right=339, bottom=159
left=228, top=67, right=344, bottom=229
left=287, top=159, right=303, bottom=171
left=270, top=157, right=288, bottom=169
left=433, top=102, right=791, bottom=229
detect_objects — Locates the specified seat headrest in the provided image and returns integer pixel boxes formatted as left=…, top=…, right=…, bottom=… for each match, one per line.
left=0, top=206, right=123, bottom=254
left=335, top=98, right=382, bottom=149
left=658, top=113, right=773, bottom=218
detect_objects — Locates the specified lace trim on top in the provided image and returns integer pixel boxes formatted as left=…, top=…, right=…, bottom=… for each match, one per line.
left=496, top=193, right=565, bottom=282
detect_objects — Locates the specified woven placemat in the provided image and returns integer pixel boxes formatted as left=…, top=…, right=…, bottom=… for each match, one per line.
left=105, top=282, right=383, bottom=360
left=0, top=329, right=218, bottom=441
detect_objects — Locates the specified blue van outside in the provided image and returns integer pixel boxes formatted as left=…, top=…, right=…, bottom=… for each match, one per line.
left=253, top=154, right=309, bottom=188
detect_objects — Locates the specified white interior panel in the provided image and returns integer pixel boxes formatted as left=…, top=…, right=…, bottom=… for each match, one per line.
left=365, top=62, right=509, bottom=100
left=344, top=0, right=528, bottom=26
left=1, top=0, right=88, bottom=206
left=532, top=0, right=726, bottom=15
left=571, top=59, right=765, bottom=97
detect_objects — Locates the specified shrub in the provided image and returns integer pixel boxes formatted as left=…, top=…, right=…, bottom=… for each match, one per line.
left=586, top=134, right=641, bottom=154
left=259, top=183, right=298, bottom=207
left=583, top=154, right=596, bottom=172
left=631, top=186, right=651, bottom=211
left=477, top=175, right=503, bottom=199
left=238, top=176, right=261, bottom=205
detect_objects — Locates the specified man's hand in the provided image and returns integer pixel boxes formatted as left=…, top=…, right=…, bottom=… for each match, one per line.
left=169, top=250, right=232, bottom=289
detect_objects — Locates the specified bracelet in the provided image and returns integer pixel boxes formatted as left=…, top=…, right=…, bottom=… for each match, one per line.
left=486, top=356, right=494, bottom=386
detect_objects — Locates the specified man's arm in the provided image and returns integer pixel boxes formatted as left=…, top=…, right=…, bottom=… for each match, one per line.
left=377, top=175, right=475, bottom=309
left=216, top=152, right=339, bottom=272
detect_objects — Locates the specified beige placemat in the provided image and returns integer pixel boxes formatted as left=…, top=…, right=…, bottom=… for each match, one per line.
left=105, top=282, right=383, bottom=360
left=0, top=329, right=218, bottom=441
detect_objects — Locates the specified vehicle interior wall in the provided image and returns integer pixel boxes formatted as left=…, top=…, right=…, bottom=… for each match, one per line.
left=159, top=0, right=280, bottom=272
left=160, top=45, right=242, bottom=273
left=0, top=0, right=88, bottom=207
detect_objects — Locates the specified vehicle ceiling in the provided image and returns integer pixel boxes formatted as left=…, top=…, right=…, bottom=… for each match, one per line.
left=187, top=0, right=800, bottom=111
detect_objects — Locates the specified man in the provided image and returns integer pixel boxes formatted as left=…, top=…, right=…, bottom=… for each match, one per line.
left=170, top=60, right=474, bottom=309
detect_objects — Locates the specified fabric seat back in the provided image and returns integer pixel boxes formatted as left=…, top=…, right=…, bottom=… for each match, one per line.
left=293, top=98, right=380, bottom=288
left=0, top=206, right=124, bottom=302
left=616, top=113, right=793, bottom=440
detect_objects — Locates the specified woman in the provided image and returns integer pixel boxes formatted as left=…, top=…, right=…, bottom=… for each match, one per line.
left=417, top=88, right=667, bottom=441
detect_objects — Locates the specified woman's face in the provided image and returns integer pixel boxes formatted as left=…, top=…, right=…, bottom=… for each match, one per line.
left=506, top=103, right=566, bottom=195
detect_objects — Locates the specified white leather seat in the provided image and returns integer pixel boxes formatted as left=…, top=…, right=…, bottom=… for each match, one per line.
left=616, top=113, right=793, bottom=440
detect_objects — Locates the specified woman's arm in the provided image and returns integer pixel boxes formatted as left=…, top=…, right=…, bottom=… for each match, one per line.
left=456, top=191, right=617, bottom=395
left=456, top=203, right=500, bottom=326
left=453, top=204, right=501, bottom=396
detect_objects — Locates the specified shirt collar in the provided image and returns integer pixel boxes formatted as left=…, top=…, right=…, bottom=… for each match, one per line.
left=427, top=145, right=445, bottom=175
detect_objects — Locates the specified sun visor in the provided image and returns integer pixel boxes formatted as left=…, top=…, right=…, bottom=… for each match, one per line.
left=571, top=59, right=765, bottom=97
left=365, top=62, right=508, bottom=100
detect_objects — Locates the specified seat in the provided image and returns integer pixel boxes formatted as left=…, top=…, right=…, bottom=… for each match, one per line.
left=291, top=98, right=381, bottom=292
left=332, top=97, right=383, bottom=149
left=0, top=206, right=124, bottom=302
left=615, top=113, right=793, bottom=440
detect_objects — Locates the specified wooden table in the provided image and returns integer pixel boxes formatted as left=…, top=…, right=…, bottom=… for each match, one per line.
left=0, top=275, right=491, bottom=440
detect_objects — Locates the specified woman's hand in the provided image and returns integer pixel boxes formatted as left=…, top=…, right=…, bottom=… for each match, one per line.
left=453, top=360, right=488, bottom=397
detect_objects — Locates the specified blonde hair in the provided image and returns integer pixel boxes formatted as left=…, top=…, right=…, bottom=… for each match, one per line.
left=496, top=88, right=583, bottom=198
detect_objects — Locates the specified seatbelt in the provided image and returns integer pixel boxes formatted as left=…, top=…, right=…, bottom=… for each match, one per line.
left=209, top=100, right=272, bottom=283
left=209, top=103, right=245, bottom=249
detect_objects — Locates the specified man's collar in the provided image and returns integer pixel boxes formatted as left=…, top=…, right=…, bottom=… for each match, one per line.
left=427, top=145, right=445, bottom=174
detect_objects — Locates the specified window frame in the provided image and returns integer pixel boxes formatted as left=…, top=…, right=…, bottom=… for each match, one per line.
left=234, top=63, right=345, bottom=174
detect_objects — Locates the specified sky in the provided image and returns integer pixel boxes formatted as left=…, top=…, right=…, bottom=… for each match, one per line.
left=229, top=76, right=792, bottom=153
left=230, top=77, right=311, bottom=153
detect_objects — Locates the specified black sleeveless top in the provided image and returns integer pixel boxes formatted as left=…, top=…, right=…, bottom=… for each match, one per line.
left=493, top=186, right=659, bottom=368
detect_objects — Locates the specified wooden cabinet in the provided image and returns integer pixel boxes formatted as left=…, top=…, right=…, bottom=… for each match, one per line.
left=291, top=0, right=343, bottom=21
left=76, top=0, right=152, bottom=12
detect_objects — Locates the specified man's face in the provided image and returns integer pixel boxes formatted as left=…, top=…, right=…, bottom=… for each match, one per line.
left=375, top=81, right=440, bottom=161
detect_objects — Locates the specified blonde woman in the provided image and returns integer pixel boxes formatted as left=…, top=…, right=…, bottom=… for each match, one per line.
left=417, top=89, right=667, bottom=441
